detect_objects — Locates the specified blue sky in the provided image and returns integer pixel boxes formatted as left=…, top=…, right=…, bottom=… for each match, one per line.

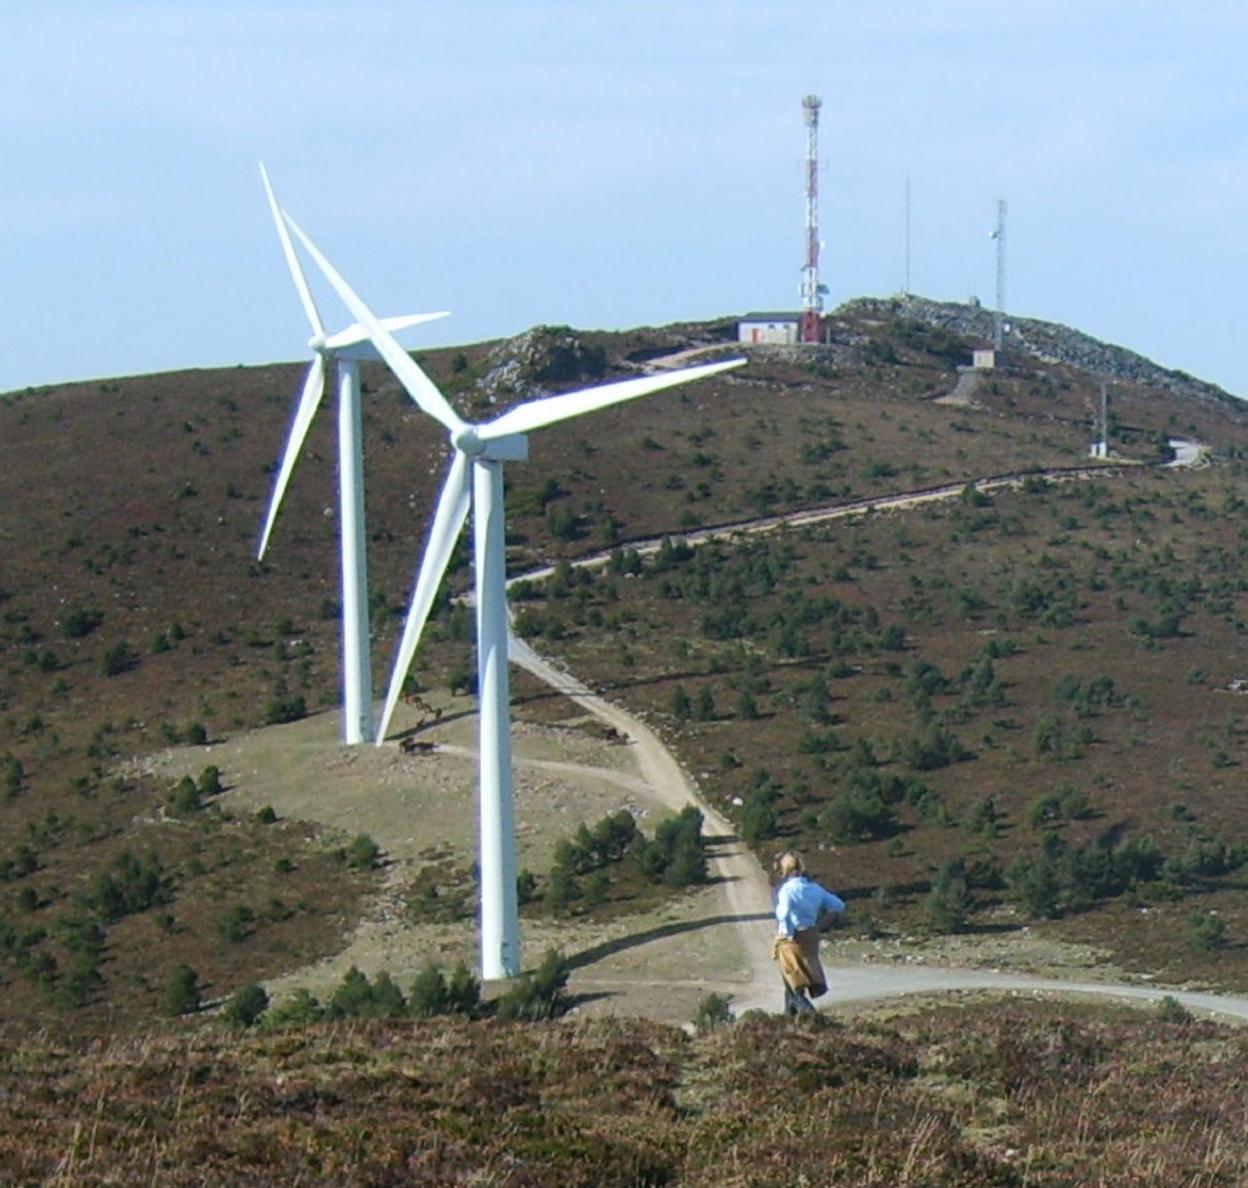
left=3, top=1, right=1245, bottom=396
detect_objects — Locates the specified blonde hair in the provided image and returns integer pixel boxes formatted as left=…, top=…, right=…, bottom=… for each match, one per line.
left=778, top=851, right=804, bottom=878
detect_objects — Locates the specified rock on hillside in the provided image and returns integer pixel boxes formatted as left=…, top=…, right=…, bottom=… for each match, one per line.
left=846, top=294, right=1240, bottom=408
left=475, top=325, right=608, bottom=404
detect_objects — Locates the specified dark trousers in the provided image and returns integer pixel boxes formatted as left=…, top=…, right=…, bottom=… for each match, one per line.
left=784, top=981, right=815, bottom=1015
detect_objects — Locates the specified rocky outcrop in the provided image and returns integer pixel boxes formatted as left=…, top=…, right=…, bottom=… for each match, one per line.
left=842, top=295, right=1240, bottom=407
left=475, top=326, right=607, bottom=404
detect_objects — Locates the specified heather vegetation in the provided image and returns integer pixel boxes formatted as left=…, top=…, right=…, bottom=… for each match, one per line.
left=0, top=1001, right=1244, bottom=1184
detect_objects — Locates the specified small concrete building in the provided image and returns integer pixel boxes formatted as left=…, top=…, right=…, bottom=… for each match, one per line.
left=972, top=348, right=997, bottom=370
left=738, top=312, right=801, bottom=346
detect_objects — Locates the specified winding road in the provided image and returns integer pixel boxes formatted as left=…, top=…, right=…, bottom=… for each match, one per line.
left=505, top=439, right=1248, bottom=1023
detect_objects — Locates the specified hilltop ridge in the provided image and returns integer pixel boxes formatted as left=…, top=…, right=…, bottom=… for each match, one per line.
left=852, top=293, right=1239, bottom=408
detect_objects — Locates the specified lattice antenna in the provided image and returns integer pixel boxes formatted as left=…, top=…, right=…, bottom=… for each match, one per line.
left=800, top=95, right=823, bottom=344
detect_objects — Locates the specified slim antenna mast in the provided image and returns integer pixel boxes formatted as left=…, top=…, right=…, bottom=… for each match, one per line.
left=991, top=198, right=1007, bottom=350
left=904, top=175, right=912, bottom=295
left=800, top=94, right=823, bottom=344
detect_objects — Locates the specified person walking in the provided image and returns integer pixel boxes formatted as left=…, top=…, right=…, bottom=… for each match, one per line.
left=772, top=851, right=845, bottom=1015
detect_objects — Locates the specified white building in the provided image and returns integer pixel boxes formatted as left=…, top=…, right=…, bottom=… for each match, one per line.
left=738, top=312, right=801, bottom=346
left=972, top=348, right=997, bottom=370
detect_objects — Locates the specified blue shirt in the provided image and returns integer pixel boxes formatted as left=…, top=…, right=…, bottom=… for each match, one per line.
left=775, top=875, right=846, bottom=937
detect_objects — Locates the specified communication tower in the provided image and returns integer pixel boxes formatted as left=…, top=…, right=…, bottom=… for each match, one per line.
left=800, top=95, right=823, bottom=344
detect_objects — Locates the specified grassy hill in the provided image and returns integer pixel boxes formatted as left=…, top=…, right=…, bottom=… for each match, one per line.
left=2, top=300, right=1247, bottom=1040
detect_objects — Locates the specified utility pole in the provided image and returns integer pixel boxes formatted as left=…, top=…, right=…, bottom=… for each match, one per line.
left=800, top=95, right=823, bottom=344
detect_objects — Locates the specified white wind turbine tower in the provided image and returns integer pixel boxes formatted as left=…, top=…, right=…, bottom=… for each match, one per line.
left=256, top=164, right=448, bottom=745
left=281, top=211, right=745, bottom=979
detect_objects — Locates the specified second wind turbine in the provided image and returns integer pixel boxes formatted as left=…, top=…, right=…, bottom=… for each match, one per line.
left=256, top=163, right=447, bottom=744
left=283, top=211, right=745, bottom=979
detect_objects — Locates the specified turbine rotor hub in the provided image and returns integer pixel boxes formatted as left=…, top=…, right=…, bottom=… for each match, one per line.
left=452, top=426, right=484, bottom=456
left=307, top=332, right=328, bottom=354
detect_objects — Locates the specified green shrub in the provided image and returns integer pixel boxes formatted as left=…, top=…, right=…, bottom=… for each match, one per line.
left=218, top=904, right=255, bottom=943
left=1157, top=995, right=1193, bottom=1023
left=820, top=789, right=897, bottom=844
left=544, top=870, right=581, bottom=912
left=407, top=961, right=481, bottom=1019
left=260, top=988, right=323, bottom=1028
left=326, top=966, right=408, bottom=1020
left=1185, top=912, right=1227, bottom=953
left=693, top=992, right=733, bottom=1034
left=264, top=694, right=307, bottom=725
left=904, top=724, right=967, bottom=772
left=62, top=606, right=104, bottom=639
left=739, top=792, right=779, bottom=843
left=164, top=964, right=201, bottom=1016
left=83, top=851, right=171, bottom=922
left=59, top=952, right=103, bottom=1008
left=634, top=807, right=706, bottom=886
left=345, top=834, right=381, bottom=870
left=408, top=964, right=450, bottom=1017
left=925, top=863, right=974, bottom=934
left=170, top=776, right=200, bottom=814
left=197, top=766, right=222, bottom=797
left=222, top=982, right=270, bottom=1027
left=101, top=640, right=137, bottom=677
left=495, top=950, right=571, bottom=1021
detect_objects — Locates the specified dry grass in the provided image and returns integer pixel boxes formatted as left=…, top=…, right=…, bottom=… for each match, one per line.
left=0, top=1001, right=1243, bottom=1185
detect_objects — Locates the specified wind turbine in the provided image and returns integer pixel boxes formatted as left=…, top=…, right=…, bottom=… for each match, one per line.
left=281, top=210, right=745, bottom=978
left=256, top=163, right=448, bottom=745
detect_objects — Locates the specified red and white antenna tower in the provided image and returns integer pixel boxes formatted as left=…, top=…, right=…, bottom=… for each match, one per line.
left=800, top=94, right=823, bottom=344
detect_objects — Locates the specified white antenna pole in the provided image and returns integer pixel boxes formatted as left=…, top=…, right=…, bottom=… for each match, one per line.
left=904, top=176, right=912, bottom=295
left=992, top=198, right=1007, bottom=350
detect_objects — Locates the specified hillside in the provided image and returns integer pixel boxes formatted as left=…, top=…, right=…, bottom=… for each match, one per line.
left=1, top=298, right=1247, bottom=1039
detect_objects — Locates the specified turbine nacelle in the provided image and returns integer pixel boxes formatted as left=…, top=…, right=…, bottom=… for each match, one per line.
left=450, top=426, right=529, bottom=462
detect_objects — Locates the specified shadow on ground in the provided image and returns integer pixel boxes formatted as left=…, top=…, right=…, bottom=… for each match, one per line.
left=567, top=911, right=773, bottom=971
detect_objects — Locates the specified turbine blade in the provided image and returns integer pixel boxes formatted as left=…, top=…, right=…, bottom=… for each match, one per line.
left=380, top=311, right=451, bottom=334
left=479, top=358, right=746, bottom=440
left=281, top=212, right=465, bottom=434
left=258, top=162, right=324, bottom=337
left=375, top=451, right=473, bottom=742
left=257, top=353, right=327, bottom=560
left=322, top=310, right=451, bottom=353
